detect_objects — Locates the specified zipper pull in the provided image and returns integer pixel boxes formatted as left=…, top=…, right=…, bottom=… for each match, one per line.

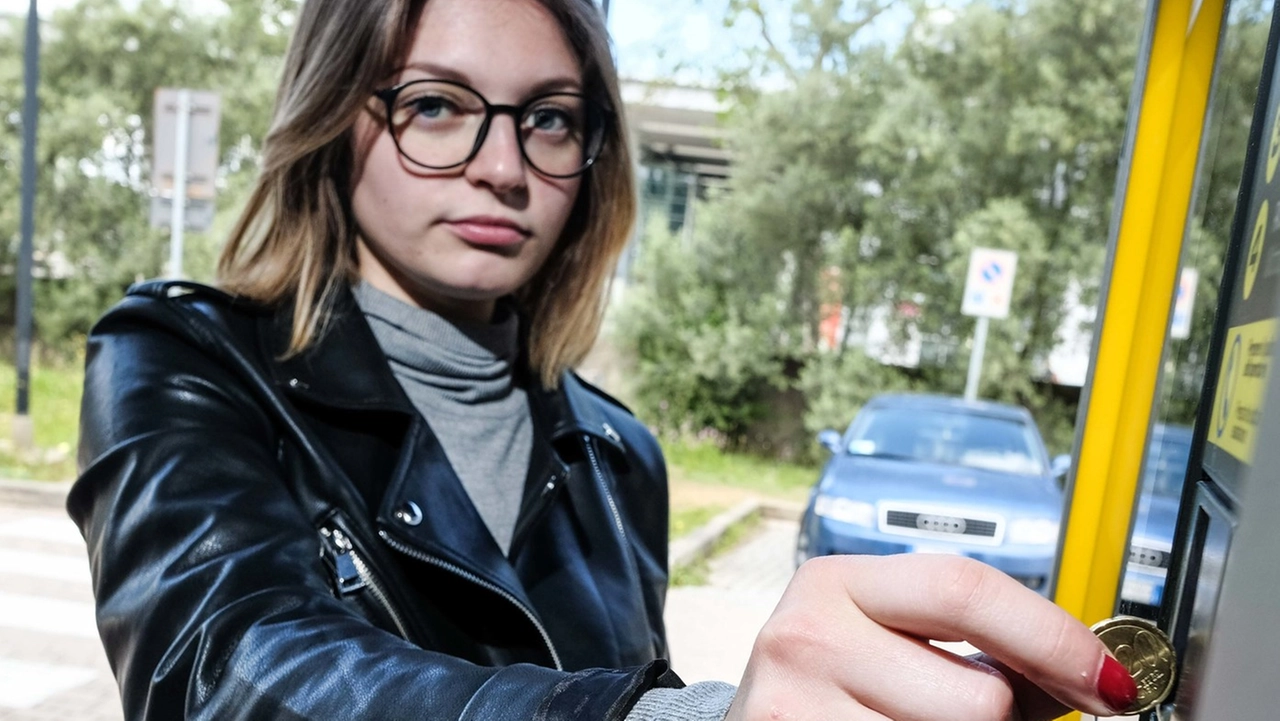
left=319, top=526, right=368, bottom=596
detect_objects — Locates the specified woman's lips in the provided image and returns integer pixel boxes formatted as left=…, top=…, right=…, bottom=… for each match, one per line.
left=445, top=217, right=531, bottom=246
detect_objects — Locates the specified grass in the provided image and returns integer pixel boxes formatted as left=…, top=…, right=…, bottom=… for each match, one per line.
left=0, top=356, right=823, bottom=517
left=0, top=359, right=83, bottom=482
left=663, top=440, right=815, bottom=585
left=669, top=505, right=724, bottom=540
left=670, top=510, right=764, bottom=587
left=663, top=438, right=817, bottom=504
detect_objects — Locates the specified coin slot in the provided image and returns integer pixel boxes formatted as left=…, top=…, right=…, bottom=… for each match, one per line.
left=1167, top=483, right=1237, bottom=718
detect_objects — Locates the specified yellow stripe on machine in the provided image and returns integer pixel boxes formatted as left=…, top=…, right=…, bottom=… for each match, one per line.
left=1053, top=12, right=1224, bottom=721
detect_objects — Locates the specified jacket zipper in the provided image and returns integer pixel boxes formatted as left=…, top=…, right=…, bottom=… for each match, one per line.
left=377, top=529, right=563, bottom=671
left=510, top=469, right=562, bottom=555
left=319, top=525, right=412, bottom=641
left=584, top=436, right=627, bottom=544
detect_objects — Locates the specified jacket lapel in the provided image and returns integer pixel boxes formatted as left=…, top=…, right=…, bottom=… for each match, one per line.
left=258, top=286, right=634, bottom=620
left=263, top=286, right=416, bottom=415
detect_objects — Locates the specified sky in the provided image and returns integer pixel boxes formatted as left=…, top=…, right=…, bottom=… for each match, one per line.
left=0, top=0, right=744, bottom=84
left=609, top=0, right=747, bottom=83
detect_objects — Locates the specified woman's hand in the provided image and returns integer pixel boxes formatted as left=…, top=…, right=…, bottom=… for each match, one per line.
left=725, top=554, right=1138, bottom=721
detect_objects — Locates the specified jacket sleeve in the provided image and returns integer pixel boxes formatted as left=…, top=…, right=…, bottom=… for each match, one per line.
left=67, top=295, right=679, bottom=721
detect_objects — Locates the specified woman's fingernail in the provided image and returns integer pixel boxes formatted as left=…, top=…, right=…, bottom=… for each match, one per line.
left=1096, top=655, right=1138, bottom=712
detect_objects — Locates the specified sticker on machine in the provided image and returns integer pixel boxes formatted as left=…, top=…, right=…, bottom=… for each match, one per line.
left=1210, top=318, right=1278, bottom=464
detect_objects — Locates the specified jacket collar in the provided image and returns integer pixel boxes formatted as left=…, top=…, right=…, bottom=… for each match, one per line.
left=262, top=284, right=627, bottom=458
left=538, top=373, right=628, bottom=459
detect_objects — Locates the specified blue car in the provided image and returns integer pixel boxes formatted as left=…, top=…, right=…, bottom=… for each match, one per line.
left=1120, top=424, right=1192, bottom=612
left=796, top=394, right=1069, bottom=594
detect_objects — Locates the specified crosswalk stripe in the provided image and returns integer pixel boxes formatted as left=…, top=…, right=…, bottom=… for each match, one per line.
left=0, top=517, right=85, bottom=547
left=0, top=549, right=91, bottom=583
left=0, top=657, right=98, bottom=710
left=0, top=592, right=99, bottom=640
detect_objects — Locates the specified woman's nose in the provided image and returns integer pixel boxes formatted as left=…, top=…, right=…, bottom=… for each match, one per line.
left=465, top=115, right=527, bottom=193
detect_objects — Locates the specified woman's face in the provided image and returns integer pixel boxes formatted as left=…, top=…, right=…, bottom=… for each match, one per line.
left=351, top=0, right=585, bottom=323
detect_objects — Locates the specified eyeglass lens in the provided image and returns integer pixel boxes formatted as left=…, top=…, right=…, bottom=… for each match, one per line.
left=387, top=81, right=604, bottom=177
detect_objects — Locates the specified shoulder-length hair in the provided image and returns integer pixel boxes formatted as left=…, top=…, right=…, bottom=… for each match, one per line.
left=217, top=0, right=635, bottom=388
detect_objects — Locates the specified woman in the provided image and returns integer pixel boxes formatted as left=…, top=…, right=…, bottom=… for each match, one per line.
left=69, top=0, right=1140, bottom=718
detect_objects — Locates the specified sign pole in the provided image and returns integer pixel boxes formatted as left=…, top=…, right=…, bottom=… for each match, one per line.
left=959, top=247, right=1019, bottom=402
left=964, top=316, right=989, bottom=401
left=15, top=0, right=39, bottom=451
left=167, top=89, right=191, bottom=279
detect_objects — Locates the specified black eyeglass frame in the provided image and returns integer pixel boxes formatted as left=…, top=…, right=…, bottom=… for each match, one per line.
left=371, top=78, right=612, bottom=179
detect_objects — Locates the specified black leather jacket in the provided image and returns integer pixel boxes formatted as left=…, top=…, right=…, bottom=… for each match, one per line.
left=68, top=280, right=682, bottom=720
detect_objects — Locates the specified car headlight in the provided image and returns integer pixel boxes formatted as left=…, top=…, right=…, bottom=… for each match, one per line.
left=1008, top=518, right=1060, bottom=545
left=813, top=495, right=876, bottom=527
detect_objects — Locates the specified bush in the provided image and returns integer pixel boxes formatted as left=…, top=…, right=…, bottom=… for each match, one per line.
left=614, top=216, right=785, bottom=446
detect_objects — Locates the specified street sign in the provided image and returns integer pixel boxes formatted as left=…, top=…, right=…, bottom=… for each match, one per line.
left=150, top=88, right=220, bottom=232
left=148, top=196, right=216, bottom=232
left=961, top=248, right=1019, bottom=319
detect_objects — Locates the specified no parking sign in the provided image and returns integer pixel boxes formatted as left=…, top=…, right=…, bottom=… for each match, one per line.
left=961, top=248, right=1019, bottom=319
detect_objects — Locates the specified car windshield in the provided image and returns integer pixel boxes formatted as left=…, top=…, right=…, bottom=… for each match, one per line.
left=847, top=407, right=1046, bottom=475
left=1143, top=427, right=1192, bottom=498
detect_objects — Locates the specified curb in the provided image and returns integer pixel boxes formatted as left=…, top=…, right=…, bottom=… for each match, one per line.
left=0, top=478, right=72, bottom=510
left=669, top=498, right=803, bottom=571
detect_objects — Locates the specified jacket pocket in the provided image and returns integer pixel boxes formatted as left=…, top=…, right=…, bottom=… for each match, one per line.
left=318, top=519, right=413, bottom=641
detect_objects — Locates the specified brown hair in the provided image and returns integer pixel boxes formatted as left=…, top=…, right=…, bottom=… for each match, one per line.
left=217, top=0, right=635, bottom=388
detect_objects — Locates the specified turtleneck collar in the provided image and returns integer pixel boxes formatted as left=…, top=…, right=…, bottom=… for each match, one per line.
left=351, top=281, right=522, bottom=405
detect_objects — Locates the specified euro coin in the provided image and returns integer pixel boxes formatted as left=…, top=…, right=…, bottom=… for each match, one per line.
left=1090, top=615, right=1177, bottom=714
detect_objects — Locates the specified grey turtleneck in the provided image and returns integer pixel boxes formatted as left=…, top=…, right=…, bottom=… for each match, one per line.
left=353, top=281, right=530, bottom=555
left=352, top=281, right=738, bottom=720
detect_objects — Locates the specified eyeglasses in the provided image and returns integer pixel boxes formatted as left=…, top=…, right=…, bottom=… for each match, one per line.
left=372, top=79, right=610, bottom=179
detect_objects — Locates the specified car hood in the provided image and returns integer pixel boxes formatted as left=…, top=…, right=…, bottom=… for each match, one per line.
left=821, top=454, right=1062, bottom=516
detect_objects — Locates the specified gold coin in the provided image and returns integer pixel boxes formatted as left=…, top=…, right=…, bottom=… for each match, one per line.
left=1090, top=615, right=1177, bottom=714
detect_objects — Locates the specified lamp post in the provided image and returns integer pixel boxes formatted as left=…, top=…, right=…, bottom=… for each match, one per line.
left=15, top=0, right=39, bottom=450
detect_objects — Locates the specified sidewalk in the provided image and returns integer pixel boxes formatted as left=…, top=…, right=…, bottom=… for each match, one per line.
left=664, top=517, right=798, bottom=684
left=0, top=479, right=70, bottom=511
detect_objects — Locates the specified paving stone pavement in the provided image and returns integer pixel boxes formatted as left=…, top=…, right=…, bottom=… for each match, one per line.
left=0, top=503, right=122, bottom=721
left=663, top=517, right=800, bottom=685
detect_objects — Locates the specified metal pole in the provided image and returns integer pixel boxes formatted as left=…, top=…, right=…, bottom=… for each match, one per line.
left=168, top=89, right=191, bottom=278
left=964, top=315, right=990, bottom=401
left=14, top=0, right=39, bottom=450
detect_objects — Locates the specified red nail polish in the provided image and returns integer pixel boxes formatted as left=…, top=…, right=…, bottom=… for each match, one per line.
left=1096, top=655, right=1138, bottom=712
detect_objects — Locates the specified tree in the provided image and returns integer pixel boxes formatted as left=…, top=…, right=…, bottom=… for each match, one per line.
left=618, top=0, right=1144, bottom=454
left=0, top=0, right=293, bottom=355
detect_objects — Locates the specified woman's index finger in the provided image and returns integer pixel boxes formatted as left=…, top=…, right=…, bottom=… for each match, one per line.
left=830, top=554, right=1126, bottom=718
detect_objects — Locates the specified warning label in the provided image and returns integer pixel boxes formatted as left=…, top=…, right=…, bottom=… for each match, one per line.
left=1210, top=318, right=1278, bottom=464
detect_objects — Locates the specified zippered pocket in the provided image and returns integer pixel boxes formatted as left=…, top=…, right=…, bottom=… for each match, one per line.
left=319, top=526, right=368, bottom=596
left=318, top=522, right=412, bottom=640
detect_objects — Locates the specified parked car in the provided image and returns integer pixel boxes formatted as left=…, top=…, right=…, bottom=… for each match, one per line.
left=796, top=393, right=1069, bottom=595
left=1120, top=423, right=1193, bottom=612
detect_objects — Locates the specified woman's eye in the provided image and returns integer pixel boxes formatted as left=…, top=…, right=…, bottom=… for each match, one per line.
left=409, top=96, right=452, bottom=118
left=526, top=107, right=574, bottom=133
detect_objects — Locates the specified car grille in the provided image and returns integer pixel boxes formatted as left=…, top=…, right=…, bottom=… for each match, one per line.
left=1129, top=545, right=1170, bottom=569
left=882, top=508, right=1003, bottom=544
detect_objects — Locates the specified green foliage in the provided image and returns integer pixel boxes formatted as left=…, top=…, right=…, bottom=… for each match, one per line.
left=622, top=0, right=1145, bottom=453
left=662, top=438, right=816, bottom=500
left=0, top=357, right=84, bottom=481
left=1, top=0, right=292, bottom=356
left=615, top=214, right=786, bottom=442
left=669, top=505, right=724, bottom=540
left=796, top=347, right=916, bottom=438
